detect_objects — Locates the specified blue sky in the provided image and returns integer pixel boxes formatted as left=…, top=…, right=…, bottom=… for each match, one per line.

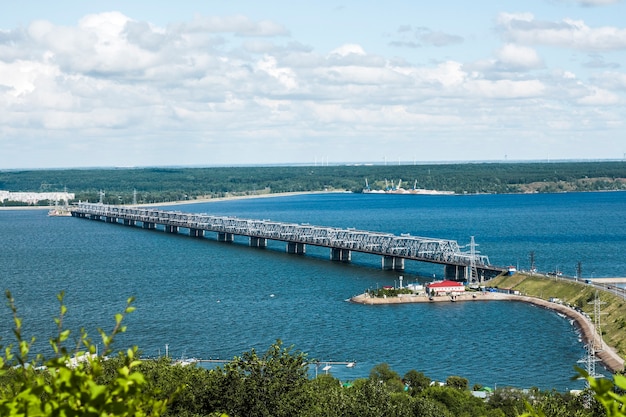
left=1, top=0, right=625, bottom=168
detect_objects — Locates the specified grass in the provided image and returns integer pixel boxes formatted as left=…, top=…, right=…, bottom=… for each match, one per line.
left=489, top=273, right=626, bottom=359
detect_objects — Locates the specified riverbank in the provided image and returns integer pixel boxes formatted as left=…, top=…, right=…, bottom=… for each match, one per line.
left=0, top=190, right=346, bottom=211
left=351, top=291, right=625, bottom=373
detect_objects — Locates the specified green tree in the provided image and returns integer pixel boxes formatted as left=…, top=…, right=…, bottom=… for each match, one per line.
left=0, top=291, right=168, bottom=417
left=446, top=375, right=469, bottom=390
left=403, top=369, right=431, bottom=395
left=208, top=340, right=310, bottom=417
left=368, top=362, right=405, bottom=392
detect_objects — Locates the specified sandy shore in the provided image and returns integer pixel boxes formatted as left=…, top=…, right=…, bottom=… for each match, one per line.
left=0, top=190, right=345, bottom=211
left=138, top=190, right=345, bottom=208
left=351, top=292, right=625, bottom=373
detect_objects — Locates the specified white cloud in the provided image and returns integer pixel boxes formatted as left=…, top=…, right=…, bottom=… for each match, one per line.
left=0, top=10, right=624, bottom=168
left=496, top=44, right=544, bottom=70
left=577, top=86, right=621, bottom=104
left=497, top=12, right=626, bottom=50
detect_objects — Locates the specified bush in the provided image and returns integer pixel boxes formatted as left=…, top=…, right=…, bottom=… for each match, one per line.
left=0, top=290, right=169, bottom=416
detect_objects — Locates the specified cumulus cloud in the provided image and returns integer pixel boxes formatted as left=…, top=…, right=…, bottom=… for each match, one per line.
left=0, top=11, right=624, bottom=167
left=389, top=25, right=463, bottom=48
left=497, top=12, right=626, bottom=50
left=495, top=44, right=544, bottom=70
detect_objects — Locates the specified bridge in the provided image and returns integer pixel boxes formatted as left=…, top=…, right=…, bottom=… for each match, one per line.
left=71, top=202, right=504, bottom=281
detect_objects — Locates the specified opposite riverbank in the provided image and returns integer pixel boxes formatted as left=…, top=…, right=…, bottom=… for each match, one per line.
left=351, top=285, right=625, bottom=373
left=0, top=191, right=345, bottom=211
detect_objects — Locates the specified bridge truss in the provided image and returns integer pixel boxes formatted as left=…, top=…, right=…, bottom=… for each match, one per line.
left=72, top=202, right=492, bottom=269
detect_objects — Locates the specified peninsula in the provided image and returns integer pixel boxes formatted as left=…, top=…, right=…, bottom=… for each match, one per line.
left=351, top=274, right=626, bottom=373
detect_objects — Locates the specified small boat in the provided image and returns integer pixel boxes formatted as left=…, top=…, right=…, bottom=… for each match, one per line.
left=48, top=207, right=72, bottom=217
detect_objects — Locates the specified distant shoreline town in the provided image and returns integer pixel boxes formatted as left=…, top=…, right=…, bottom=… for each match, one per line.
left=0, top=190, right=75, bottom=205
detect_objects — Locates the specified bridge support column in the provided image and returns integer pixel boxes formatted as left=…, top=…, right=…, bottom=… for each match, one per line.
left=105, top=217, right=116, bottom=223
left=142, top=222, right=155, bottom=229
left=190, top=228, right=204, bottom=238
left=286, top=242, right=306, bottom=255
left=444, top=265, right=468, bottom=281
left=218, top=232, right=234, bottom=242
left=89, top=214, right=101, bottom=221
left=330, top=248, right=351, bottom=262
left=165, top=225, right=178, bottom=233
left=123, top=219, right=135, bottom=226
left=250, top=237, right=267, bottom=247
left=382, top=256, right=404, bottom=271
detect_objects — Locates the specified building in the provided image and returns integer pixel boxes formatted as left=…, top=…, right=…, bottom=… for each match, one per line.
left=426, top=280, right=465, bottom=296
left=0, top=190, right=74, bottom=205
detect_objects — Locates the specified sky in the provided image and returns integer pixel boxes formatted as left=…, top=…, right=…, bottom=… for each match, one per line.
left=1, top=0, right=625, bottom=169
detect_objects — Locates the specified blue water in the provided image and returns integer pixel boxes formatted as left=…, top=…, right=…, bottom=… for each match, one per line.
left=1, top=191, right=625, bottom=391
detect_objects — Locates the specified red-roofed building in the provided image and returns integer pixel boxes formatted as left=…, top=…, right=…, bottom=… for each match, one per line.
left=426, top=280, right=465, bottom=296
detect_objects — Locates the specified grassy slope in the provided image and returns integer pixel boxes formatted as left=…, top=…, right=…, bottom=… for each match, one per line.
left=489, top=273, right=626, bottom=359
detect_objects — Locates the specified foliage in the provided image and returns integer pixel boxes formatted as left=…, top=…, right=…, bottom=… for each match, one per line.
left=206, top=340, right=310, bottom=417
left=403, top=369, right=431, bottom=395
left=0, top=291, right=168, bottom=416
left=367, top=287, right=414, bottom=298
left=446, top=375, right=470, bottom=390
left=1, top=161, right=625, bottom=205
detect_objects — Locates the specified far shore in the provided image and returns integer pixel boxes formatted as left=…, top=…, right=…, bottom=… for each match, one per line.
left=351, top=292, right=625, bottom=373
left=0, top=190, right=345, bottom=211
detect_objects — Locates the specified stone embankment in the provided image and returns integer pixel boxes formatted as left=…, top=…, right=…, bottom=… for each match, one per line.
left=350, top=292, right=625, bottom=373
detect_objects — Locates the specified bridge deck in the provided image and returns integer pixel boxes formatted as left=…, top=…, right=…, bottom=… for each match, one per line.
left=71, top=202, right=497, bottom=270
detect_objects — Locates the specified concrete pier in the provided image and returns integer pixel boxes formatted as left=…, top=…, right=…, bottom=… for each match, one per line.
left=382, top=256, right=405, bottom=271
left=165, top=225, right=178, bottom=233
left=218, top=232, right=234, bottom=242
left=250, top=237, right=267, bottom=247
left=190, top=228, right=204, bottom=238
left=330, top=248, right=351, bottom=262
left=444, top=264, right=468, bottom=280
left=286, top=242, right=306, bottom=254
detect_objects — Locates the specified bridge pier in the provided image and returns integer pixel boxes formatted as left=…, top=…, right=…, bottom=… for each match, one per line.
left=190, top=228, right=204, bottom=238
left=142, top=222, right=155, bottom=229
left=218, top=232, right=234, bottom=242
left=286, top=242, right=306, bottom=255
left=165, top=225, right=178, bottom=233
left=123, top=219, right=135, bottom=226
left=250, top=237, right=267, bottom=247
left=382, top=256, right=405, bottom=271
left=89, top=214, right=101, bottom=221
left=330, top=248, right=351, bottom=262
left=105, top=216, right=116, bottom=223
left=444, top=265, right=468, bottom=281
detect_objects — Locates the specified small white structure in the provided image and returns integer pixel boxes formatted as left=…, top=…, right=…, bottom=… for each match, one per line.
left=426, top=280, right=465, bottom=296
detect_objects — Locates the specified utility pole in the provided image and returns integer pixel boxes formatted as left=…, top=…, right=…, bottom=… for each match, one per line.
left=579, top=291, right=605, bottom=407
left=576, top=261, right=583, bottom=280
left=529, top=251, right=536, bottom=274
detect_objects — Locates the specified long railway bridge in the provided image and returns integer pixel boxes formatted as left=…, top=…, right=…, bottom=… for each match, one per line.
left=71, top=202, right=504, bottom=281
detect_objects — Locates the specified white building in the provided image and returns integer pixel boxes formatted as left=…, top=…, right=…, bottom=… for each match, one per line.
left=426, top=280, right=465, bottom=296
left=0, top=190, right=75, bottom=204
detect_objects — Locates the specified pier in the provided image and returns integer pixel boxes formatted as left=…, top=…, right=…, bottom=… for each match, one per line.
left=71, top=202, right=503, bottom=280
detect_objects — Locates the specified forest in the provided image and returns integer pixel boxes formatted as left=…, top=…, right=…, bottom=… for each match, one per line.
left=1, top=161, right=625, bottom=205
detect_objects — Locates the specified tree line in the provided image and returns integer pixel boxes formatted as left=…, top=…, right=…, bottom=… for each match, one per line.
left=1, top=161, right=625, bottom=205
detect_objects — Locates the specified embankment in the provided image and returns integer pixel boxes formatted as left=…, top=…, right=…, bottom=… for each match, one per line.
left=351, top=291, right=624, bottom=373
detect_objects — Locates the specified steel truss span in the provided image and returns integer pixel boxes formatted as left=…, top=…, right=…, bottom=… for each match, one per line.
left=72, top=202, right=491, bottom=268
